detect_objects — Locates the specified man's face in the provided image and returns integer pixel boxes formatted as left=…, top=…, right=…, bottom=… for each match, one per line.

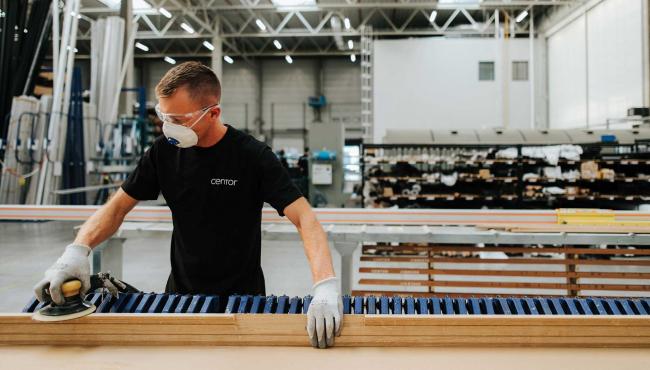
left=157, top=87, right=221, bottom=139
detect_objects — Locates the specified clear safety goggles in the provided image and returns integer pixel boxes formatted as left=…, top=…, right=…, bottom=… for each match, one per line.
left=155, top=103, right=220, bottom=126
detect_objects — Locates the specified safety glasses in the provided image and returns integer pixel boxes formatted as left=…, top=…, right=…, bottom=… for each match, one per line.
left=155, top=102, right=220, bottom=125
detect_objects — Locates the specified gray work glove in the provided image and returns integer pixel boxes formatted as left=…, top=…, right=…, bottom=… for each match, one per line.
left=306, top=277, right=343, bottom=349
left=33, top=243, right=92, bottom=305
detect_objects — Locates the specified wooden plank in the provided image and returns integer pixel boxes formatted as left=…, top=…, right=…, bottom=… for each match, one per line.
left=350, top=290, right=567, bottom=298
left=1, top=314, right=649, bottom=347
left=363, top=245, right=650, bottom=256
left=477, top=224, right=650, bottom=234
left=4, top=323, right=648, bottom=338
left=360, top=256, right=650, bottom=266
left=358, top=279, right=650, bottom=291
left=358, top=267, right=650, bottom=279
left=2, top=346, right=650, bottom=370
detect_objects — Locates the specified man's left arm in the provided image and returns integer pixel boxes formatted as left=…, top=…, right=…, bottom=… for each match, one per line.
left=283, top=197, right=343, bottom=349
left=284, top=197, right=334, bottom=282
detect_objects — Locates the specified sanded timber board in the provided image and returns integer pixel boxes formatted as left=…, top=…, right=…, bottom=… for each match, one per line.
left=1, top=314, right=649, bottom=347
left=476, top=224, right=650, bottom=234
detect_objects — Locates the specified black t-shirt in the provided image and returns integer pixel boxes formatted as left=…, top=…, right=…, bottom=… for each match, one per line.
left=121, top=124, right=302, bottom=297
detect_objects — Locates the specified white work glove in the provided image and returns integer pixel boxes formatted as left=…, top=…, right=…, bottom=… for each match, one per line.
left=33, top=243, right=92, bottom=305
left=306, top=277, right=343, bottom=349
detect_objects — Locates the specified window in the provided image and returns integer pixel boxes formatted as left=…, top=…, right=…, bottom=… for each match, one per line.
left=512, top=61, right=529, bottom=81
left=343, top=145, right=361, bottom=182
left=479, top=61, right=495, bottom=81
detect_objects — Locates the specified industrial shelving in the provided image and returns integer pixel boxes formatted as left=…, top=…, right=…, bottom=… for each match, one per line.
left=362, top=132, right=650, bottom=210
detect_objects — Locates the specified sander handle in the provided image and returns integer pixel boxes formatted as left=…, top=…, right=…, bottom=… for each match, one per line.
left=39, top=274, right=140, bottom=304
left=39, top=279, right=83, bottom=305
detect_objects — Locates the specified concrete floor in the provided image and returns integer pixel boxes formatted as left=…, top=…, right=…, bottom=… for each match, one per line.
left=0, top=221, right=340, bottom=312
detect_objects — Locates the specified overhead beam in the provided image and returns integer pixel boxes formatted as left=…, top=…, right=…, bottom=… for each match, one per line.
left=80, top=1, right=580, bottom=13
left=76, top=27, right=535, bottom=41
left=67, top=50, right=360, bottom=59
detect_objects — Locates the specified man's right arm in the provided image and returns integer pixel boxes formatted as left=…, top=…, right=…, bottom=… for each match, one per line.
left=33, top=189, right=139, bottom=304
left=74, top=188, right=139, bottom=248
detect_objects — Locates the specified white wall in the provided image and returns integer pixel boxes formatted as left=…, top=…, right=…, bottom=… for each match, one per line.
left=262, top=58, right=316, bottom=150
left=547, top=0, right=646, bottom=129
left=323, top=59, right=362, bottom=131
left=548, top=15, right=588, bottom=129
left=373, top=37, right=533, bottom=143
left=221, top=61, right=259, bottom=132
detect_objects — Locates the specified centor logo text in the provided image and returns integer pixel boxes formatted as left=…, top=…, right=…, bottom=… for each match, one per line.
left=211, top=178, right=238, bottom=186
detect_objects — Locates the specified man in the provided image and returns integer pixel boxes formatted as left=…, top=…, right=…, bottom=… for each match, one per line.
left=34, top=61, right=342, bottom=349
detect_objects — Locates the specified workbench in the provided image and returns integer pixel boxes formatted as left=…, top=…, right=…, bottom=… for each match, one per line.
left=2, top=206, right=650, bottom=369
left=2, top=310, right=650, bottom=370
left=2, top=206, right=650, bottom=294
left=2, top=345, right=648, bottom=370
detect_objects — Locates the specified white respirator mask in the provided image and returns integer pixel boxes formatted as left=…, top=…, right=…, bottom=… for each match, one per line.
left=157, top=103, right=220, bottom=148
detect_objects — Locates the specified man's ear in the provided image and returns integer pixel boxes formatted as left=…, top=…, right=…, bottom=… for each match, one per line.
left=210, top=106, right=221, bottom=119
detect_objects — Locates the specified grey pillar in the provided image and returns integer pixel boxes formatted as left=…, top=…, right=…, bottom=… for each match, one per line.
left=332, top=241, right=359, bottom=295
left=255, top=61, right=265, bottom=139
left=120, top=0, right=135, bottom=116
left=91, top=237, right=125, bottom=280
left=211, top=33, right=223, bottom=80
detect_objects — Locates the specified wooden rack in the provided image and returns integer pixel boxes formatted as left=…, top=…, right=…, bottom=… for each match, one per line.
left=356, top=243, right=650, bottom=297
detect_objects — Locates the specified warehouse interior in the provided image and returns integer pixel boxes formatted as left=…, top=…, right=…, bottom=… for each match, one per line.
left=1, top=0, right=650, bottom=367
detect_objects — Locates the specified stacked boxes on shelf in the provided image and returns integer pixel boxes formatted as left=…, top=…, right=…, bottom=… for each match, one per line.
left=362, top=130, right=650, bottom=209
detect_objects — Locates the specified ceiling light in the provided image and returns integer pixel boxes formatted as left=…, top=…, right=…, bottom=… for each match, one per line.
left=202, top=41, right=215, bottom=51
left=350, top=54, right=356, bottom=62
left=285, top=55, right=293, bottom=64
left=270, top=0, right=317, bottom=10
left=344, top=18, right=351, bottom=30
left=164, top=56, right=176, bottom=65
left=224, top=55, right=234, bottom=64
left=429, top=10, right=438, bottom=23
left=438, top=0, right=479, bottom=9
left=133, top=0, right=153, bottom=9
left=135, top=42, right=149, bottom=52
left=273, top=40, right=282, bottom=49
left=98, top=0, right=152, bottom=10
left=347, top=40, right=353, bottom=50
left=516, top=10, right=529, bottom=23
left=255, top=19, right=267, bottom=31
left=159, top=7, right=172, bottom=18
left=180, top=22, right=195, bottom=34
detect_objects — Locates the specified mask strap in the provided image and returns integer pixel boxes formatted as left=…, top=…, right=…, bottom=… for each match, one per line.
left=185, top=108, right=210, bottom=129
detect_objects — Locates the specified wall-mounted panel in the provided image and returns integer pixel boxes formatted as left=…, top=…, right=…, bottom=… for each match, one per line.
left=548, top=15, right=587, bottom=129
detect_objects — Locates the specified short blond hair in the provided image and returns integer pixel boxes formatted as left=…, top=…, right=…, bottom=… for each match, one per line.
left=155, top=61, right=221, bottom=104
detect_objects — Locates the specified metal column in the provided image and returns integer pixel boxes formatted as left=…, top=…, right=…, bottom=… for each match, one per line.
left=332, top=242, right=359, bottom=295
left=529, top=7, right=536, bottom=129
left=120, top=0, right=135, bottom=116
left=211, top=20, right=223, bottom=80
left=91, top=237, right=125, bottom=280
left=360, top=25, right=373, bottom=143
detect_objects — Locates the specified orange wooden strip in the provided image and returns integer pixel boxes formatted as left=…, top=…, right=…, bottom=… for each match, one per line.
left=358, top=279, right=650, bottom=291
left=360, top=256, right=650, bottom=266
left=362, top=245, right=650, bottom=256
left=358, top=267, right=650, bottom=280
